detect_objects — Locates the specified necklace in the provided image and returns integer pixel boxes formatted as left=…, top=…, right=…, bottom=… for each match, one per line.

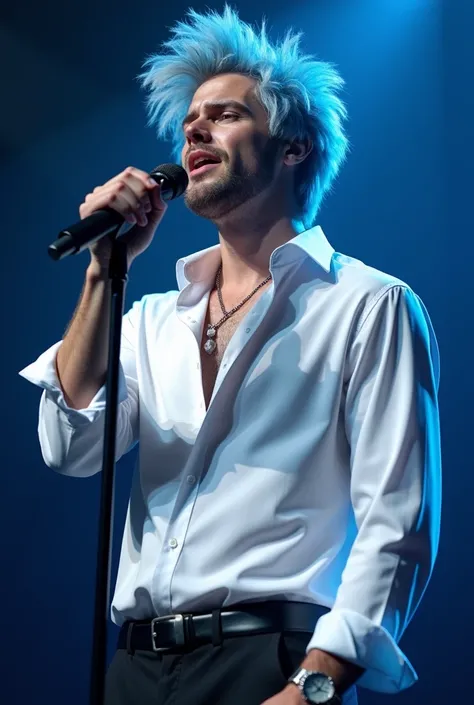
left=203, top=264, right=272, bottom=355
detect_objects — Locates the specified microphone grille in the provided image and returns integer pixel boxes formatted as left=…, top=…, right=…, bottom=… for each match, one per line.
left=150, top=163, right=188, bottom=199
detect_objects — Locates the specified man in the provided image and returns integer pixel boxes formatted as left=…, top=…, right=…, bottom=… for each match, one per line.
left=19, top=6, right=441, bottom=705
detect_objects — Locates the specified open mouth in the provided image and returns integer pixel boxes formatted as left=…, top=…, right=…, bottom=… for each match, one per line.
left=189, top=151, right=222, bottom=176
left=191, top=162, right=221, bottom=176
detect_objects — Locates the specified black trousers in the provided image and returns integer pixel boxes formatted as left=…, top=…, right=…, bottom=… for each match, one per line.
left=105, top=630, right=358, bottom=705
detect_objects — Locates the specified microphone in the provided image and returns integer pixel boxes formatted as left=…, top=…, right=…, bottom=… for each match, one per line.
left=48, top=163, right=188, bottom=261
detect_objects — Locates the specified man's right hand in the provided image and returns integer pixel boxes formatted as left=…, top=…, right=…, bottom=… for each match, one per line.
left=80, top=166, right=168, bottom=271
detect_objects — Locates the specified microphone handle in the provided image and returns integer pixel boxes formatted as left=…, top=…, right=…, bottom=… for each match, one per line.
left=48, top=209, right=124, bottom=261
left=48, top=173, right=172, bottom=261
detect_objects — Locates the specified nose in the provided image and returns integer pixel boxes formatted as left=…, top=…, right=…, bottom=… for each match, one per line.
left=184, top=118, right=212, bottom=146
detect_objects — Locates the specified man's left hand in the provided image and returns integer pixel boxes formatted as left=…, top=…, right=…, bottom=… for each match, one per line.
left=260, top=683, right=305, bottom=705
left=260, top=647, right=364, bottom=705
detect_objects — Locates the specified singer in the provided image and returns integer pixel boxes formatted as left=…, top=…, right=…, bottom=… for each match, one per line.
left=20, top=6, right=441, bottom=705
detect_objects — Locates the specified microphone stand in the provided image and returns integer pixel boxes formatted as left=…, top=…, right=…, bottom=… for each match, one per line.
left=88, top=237, right=128, bottom=705
left=47, top=164, right=187, bottom=705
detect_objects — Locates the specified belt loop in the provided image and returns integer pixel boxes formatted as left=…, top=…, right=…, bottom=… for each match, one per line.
left=126, top=622, right=134, bottom=655
left=211, top=609, right=223, bottom=647
left=184, top=614, right=195, bottom=643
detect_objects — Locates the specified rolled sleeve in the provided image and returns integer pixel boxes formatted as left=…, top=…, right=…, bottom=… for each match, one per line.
left=307, top=608, right=417, bottom=692
left=19, top=300, right=141, bottom=476
left=20, top=340, right=129, bottom=423
left=307, top=284, right=441, bottom=692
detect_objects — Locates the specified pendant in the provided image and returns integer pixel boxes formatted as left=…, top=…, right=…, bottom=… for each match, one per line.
left=204, top=326, right=217, bottom=355
left=204, top=339, right=217, bottom=354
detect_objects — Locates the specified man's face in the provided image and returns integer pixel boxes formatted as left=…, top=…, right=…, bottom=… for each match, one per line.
left=181, top=73, right=283, bottom=220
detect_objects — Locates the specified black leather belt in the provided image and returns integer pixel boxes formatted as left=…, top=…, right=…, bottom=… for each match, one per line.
left=118, top=600, right=329, bottom=653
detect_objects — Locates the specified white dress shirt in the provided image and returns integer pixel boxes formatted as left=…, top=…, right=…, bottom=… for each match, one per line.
left=19, top=226, right=441, bottom=694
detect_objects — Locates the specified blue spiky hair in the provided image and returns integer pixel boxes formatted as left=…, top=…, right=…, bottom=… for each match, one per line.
left=140, top=5, right=348, bottom=227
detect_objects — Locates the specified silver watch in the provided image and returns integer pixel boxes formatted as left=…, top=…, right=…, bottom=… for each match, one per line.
left=288, top=667, right=341, bottom=705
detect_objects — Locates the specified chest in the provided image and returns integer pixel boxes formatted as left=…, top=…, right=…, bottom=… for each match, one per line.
left=199, top=289, right=266, bottom=408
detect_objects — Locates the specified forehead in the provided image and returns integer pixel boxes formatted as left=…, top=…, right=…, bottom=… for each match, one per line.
left=189, top=73, right=261, bottom=111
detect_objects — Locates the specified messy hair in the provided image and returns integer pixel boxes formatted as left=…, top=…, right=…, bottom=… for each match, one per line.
left=140, top=5, right=348, bottom=227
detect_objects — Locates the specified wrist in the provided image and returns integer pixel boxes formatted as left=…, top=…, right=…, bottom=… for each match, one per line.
left=87, top=255, right=135, bottom=282
left=86, top=258, right=111, bottom=282
left=284, top=682, right=306, bottom=704
left=288, top=669, right=341, bottom=705
left=300, top=649, right=363, bottom=693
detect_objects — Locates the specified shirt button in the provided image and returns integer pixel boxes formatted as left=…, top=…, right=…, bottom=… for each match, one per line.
left=186, top=475, right=196, bottom=485
left=169, top=538, right=178, bottom=549
left=245, top=327, right=251, bottom=333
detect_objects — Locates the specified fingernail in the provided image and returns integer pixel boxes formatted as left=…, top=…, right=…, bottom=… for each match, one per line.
left=147, top=177, right=156, bottom=187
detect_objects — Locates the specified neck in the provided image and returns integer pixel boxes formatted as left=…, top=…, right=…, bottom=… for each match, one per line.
left=213, top=203, right=305, bottom=292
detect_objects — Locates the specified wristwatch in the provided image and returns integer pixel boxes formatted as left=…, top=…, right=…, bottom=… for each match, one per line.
left=288, top=667, right=342, bottom=704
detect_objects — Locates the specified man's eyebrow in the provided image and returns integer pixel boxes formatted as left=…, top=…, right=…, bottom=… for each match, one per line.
left=181, top=100, right=253, bottom=128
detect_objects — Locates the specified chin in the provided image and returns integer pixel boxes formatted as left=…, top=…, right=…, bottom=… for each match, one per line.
left=185, top=177, right=230, bottom=211
left=184, top=169, right=268, bottom=221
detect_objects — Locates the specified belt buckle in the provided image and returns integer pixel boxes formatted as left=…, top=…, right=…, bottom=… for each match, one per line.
left=151, top=614, right=186, bottom=652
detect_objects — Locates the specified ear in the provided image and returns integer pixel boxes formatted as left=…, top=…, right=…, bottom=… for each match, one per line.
left=283, top=138, right=313, bottom=166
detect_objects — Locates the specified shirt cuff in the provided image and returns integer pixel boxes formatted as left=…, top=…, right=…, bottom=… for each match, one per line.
left=18, top=340, right=128, bottom=425
left=306, top=607, right=417, bottom=693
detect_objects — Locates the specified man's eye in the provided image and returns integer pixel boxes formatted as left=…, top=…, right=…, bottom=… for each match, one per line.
left=217, top=113, right=238, bottom=122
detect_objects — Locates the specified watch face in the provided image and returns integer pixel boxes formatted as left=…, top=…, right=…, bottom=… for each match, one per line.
left=302, top=673, right=336, bottom=704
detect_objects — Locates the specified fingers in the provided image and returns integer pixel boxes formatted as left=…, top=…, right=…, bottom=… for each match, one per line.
left=80, top=166, right=163, bottom=225
left=83, top=185, right=142, bottom=224
left=103, top=166, right=155, bottom=192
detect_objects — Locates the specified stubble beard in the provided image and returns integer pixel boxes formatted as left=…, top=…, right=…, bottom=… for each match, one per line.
left=184, top=146, right=279, bottom=222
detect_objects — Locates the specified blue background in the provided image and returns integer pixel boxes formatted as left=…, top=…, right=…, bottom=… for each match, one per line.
left=1, top=0, right=471, bottom=702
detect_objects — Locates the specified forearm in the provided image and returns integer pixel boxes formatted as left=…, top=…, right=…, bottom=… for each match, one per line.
left=56, top=262, right=117, bottom=409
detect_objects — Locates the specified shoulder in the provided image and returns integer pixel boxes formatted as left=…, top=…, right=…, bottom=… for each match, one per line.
left=331, top=251, right=438, bottom=346
left=333, top=252, right=439, bottom=374
left=333, top=251, right=409, bottom=299
left=331, top=251, right=420, bottom=329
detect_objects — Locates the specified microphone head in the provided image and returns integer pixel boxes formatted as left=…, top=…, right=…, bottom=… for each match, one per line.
left=150, top=163, right=188, bottom=200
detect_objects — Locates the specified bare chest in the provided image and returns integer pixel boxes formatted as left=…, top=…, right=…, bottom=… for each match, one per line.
left=199, top=288, right=266, bottom=409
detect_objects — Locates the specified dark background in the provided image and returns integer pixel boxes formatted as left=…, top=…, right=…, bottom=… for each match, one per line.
left=1, top=0, right=471, bottom=703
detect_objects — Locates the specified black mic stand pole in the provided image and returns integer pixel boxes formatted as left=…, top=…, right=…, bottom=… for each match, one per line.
left=47, top=163, right=188, bottom=705
left=89, top=236, right=128, bottom=705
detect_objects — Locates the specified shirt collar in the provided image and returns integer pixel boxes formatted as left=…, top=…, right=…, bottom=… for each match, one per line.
left=175, top=225, right=334, bottom=292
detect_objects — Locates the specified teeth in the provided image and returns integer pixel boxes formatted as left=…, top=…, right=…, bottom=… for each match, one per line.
left=193, top=156, right=217, bottom=170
